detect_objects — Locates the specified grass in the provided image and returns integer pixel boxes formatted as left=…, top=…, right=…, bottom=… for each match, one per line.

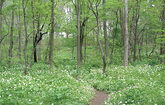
left=0, top=63, right=94, bottom=105
left=76, top=65, right=165, bottom=105
left=0, top=44, right=165, bottom=105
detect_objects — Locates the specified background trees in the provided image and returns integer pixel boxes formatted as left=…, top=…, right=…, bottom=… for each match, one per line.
left=0, top=0, right=164, bottom=72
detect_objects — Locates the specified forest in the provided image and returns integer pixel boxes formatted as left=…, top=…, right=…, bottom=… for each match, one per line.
left=0, top=0, right=165, bottom=104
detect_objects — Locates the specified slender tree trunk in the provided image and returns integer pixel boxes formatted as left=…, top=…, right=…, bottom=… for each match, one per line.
left=18, top=0, right=22, bottom=62
left=80, top=33, right=83, bottom=61
left=94, top=30, right=98, bottom=54
left=34, top=48, right=37, bottom=62
left=160, top=0, right=165, bottom=63
left=110, top=10, right=118, bottom=64
left=38, top=41, right=41, bottom=61
left=0, top=0, right=4, bottom=60
left=120, top=8, right=125, bottom=46
left=30, top=0, right=35, bottom=67
left=138, top=34, right=144, bottom=60
left=133, top=0, right=141, bottom=62
left=22, top=0, right=28, bottom=75
left=96, top=18, right=107, bottom=74
left=145, top=34, right=148, bottom=56
left=89, top=0, right=107, bottom=74
left=84, top=33, right=87, bottom=63
left=103, top=0, right=109, bottom=60
left=34, top=15, right=40, bottom=62
left=0, top=0, right=4, bottom=32
left=124, top=0, right=129, bottom=67
left=128, top=9, right=135, bottom=62
left=77, top=0, right=81, bottom=68
left=8, top=9, right=14, bottom=66
left=49, top=0, right=55, bottom=70
left=72, top=47, right=74, bottom=59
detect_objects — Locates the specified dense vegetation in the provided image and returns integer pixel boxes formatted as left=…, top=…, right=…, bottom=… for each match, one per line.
left=0, top=0, right=165, bottom=105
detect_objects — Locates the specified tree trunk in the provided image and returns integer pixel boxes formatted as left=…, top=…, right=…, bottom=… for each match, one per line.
left=30, top=0, right=35, bottom=67
left=38, top=41, right=41, bottom=61
left=34, top=15, right=40, bottom=63
left=124, top=0, right=129, bottom=67
left=49, top=0, right=55, bottom=70
left=18, top=0, right=22, bottom=62
left=128, top=9, right=135, bottom=62
left=133, top=0, right=141, bottom=62
left=8, top=9, right=14, bottom=66
left=160, top=0, right=165, bottom=63
left=22, top=0, right=28, bottom=75
left=0, top=0, right=4, bottom=60
left=0, top=0, right=4, bottom=30
left=120, top=8, right=125, bottom=46
left=110, top=10, right=118, bottom=64
left=72, top=47, right=74, bottom=59
left=77, top=0, right=81, bottom=68
left=84, top=33, right=87, bottom=63
left=103, top=0, right=109, bottom=59
left=80, top=33, right=83, bottom=61
left=34, top=47, right=37, bottom=62
left=96, top=18, right=107, bottom=74
left=88, top=0, right=107, bottom=74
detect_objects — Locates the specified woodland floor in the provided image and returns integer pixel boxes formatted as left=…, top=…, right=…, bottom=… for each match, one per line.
left=90, top=89, right=109, bottom=105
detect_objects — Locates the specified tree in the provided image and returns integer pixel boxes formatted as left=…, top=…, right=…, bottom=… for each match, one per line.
left=0, top=0, right=4, bottom=60
left=103, top=0, right=109, bottom=60
left=88, top=0, right=107, bottom=74
left=133, top=0, right=141, bottom=62
left=160, top=0, right=165, bottom=63
left=8, top=3, right=14, bottom=66
left=124, top=0, right=129, bottom=67
left=49, top=0, right=55, bottom=70
left=18, top=0, right=22, bottom=62
left=77, top=0, right=81, bottom=68
left=22, top=0, right=28, bottom=75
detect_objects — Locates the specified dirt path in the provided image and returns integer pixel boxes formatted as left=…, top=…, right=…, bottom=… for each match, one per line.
left=90, top=89, right=109, bottom=105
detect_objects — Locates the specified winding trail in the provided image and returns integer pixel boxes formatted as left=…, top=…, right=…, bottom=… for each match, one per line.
left=90, top=89, right=109, bottom=105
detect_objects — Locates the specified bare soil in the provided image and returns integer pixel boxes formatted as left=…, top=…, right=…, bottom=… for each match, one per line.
left=89, top=89, right=109, bottom=105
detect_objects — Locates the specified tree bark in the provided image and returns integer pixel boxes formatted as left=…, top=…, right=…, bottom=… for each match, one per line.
left=38, top=41, right=41, bottom=61
left=72, top=47, right=74, bottom=59
left=89, top=0, right=107, bottom=74
left=124, top=0, right=129, bottom=67
left=103, top=0, right=109, bottom=59
left=160, top=0, right=165, bottom=63
left=0, top=0, right=4, bottom=60
left=128, top=9, right=135, bottom=62
left=77, top=0, right=81, bottom=68
left=49, top=0, right=55, bottom=70
left=0, top=0, right=4, bottom=36
left=18, top=0, right=22, bottom=62
left=22, top=0, right=28, bottom=75
left=84, top=33, right=87, bottom=63
left=110, top=10, right=119, bottom=64
left=8, top=9, right=14, bottom=66
left=120, top=8, right=125, bottom=46
left=133, top=0, right=141, bottom=62
left=34, top=15, right=40, bottom=63
left=30, top=0, right=35, bottom=68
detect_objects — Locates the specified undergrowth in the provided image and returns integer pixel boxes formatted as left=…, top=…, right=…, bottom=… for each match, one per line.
left=76, top=65, right=165, bottom=105
left=0, top=63, right=94, bottom=105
